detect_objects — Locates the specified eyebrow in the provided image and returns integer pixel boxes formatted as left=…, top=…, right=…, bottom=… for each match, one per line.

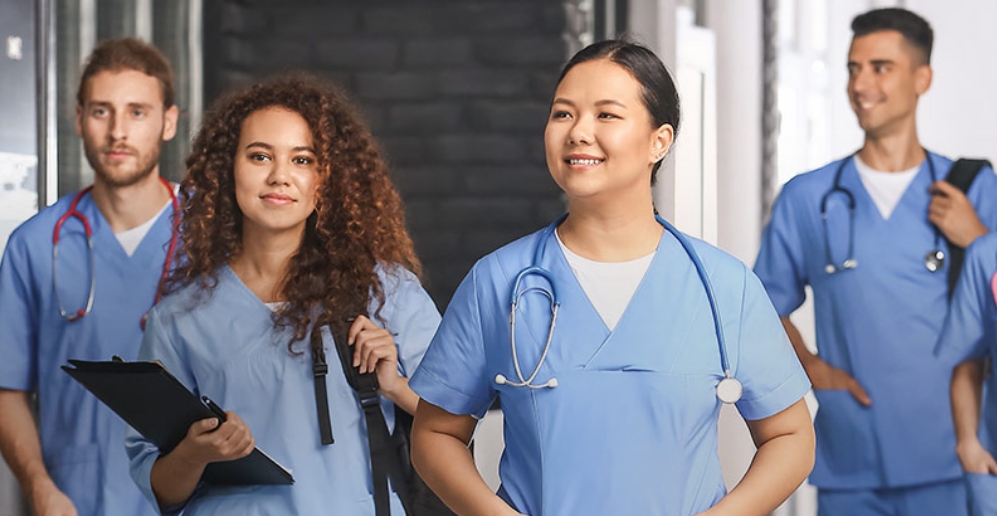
left=86, top=101, right=156, bottom=110
left=551, top=98, right=628, bottom=108
left=847, top=58, right=896, bottom=68
left=245, top=142, right=317, bottom=153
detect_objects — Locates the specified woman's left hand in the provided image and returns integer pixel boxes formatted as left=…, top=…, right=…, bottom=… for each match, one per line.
left=348, top=315, right=403, bottom=394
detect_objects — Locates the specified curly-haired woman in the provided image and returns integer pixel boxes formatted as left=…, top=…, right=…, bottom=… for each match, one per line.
left=125, top=75, right=440, bottom=515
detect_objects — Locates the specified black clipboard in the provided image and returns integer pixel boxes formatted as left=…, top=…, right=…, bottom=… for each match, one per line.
left=62, top=359, right=294, bottom=486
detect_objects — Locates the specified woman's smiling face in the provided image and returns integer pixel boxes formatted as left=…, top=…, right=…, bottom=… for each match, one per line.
left=544, top=58, right=672, bottom=202
left=233, top=106, right=322, bottom=238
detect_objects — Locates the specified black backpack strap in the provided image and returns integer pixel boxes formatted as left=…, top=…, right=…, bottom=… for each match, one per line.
left=312, top=344, right=335, bottom=445
left=329, top=326, right=413, bottom=516
left=945, top=159, right=991, bottom=192
left=944, top=159, right=993, bottom=298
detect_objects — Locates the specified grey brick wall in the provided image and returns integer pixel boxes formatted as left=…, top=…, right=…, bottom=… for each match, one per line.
left=204, top=0, right=576, bottom=307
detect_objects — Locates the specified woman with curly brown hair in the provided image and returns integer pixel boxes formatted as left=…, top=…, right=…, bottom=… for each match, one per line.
left=125, top=75, right=440, bottom=515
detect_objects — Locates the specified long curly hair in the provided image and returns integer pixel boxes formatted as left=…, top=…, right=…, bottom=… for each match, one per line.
left=167, top=74, right=422, bottom=353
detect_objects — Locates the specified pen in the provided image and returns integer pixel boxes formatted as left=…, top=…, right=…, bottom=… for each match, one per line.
left=201, top=395, right=228, bottom=424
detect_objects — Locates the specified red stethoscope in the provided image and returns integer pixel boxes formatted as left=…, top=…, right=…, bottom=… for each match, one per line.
left=52, top=177, right=180, bottom=329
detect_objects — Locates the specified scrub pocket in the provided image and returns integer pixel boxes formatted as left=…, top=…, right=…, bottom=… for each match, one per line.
left=47, top=444, right=99, bottom=514
left=966, top=472, right=997, bottom=516
left=812, top=389, right=878, bottom=477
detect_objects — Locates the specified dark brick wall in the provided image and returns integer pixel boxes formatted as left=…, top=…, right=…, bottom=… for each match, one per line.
left=203, top=0, right=575, bottom=307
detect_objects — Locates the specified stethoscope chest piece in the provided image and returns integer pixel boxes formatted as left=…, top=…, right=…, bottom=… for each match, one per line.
left=824, top=258, right=858, bottom=275
left=716, top=374, right=742, bottom=404
left=925, top=249, right=945, bottom=273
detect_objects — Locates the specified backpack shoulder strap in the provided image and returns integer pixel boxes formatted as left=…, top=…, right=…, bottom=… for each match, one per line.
left=945, top=158, right=992, bottom=193
left=329, top=325, right=413, bottom=516
left=942, top=158, right=993, bottom=298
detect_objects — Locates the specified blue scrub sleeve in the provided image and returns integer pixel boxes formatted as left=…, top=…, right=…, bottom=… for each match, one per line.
left=0, top=231, right=39, bottom=391
left=126, top=307, right=198, bottom=515
left=375, top=265, right=441, bottom=377
left=409, top=264, right=495, bottom=419
left=734, top=265, right=812, bottom=421
left=754, top=180, right=809, bottom=317
left=935, top=234, right=997, bottom=364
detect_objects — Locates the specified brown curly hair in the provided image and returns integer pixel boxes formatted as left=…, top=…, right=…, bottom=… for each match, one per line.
left=167, top=74, right=422, bottom=353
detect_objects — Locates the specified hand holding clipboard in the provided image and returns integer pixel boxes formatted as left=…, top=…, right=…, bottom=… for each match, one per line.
left=62, top=359, right=293, bottom=486
left=172, top=395, right=256, bottom=470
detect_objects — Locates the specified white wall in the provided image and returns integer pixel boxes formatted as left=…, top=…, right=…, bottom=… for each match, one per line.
left=907, top=0, right=997, bottom=162
left=703, top=0, right=764, bottom=492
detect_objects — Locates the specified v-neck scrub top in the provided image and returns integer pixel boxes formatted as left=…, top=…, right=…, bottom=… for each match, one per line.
left=410, top=220, right=810, bottom=516
left=127, top=264, right=441, bottom=515
left=0, top=190, right=172, bottom=516
left=754, top=153, right=997, bottom=490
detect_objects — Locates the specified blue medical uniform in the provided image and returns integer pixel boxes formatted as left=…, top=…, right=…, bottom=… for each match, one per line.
left=127, top=264, right=440, bottom=515
left=410, top=220, right=811, bottom=516
left=754, top=153, right=997, bottom=513
left=0, top=191, right=173, bottom=516
left=936, top=232, right=997, bottom=516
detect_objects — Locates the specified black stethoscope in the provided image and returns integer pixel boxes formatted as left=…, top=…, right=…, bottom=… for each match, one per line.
left=820, top=151, right=945, bottom=275
left=494, top=214, right=743, bottom=404
left=52, top=177, right=180, bottom=329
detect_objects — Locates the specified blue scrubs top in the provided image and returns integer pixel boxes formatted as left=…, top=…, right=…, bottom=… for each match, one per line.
left=0, top=190, right=173, bottom=516
left=936, top=232, right=997, bottom=456
left=410, top=221, right=810, bottom=516
left=127, top=264, right=440, bottom=515
left=754, top=153, right=997, bottom=489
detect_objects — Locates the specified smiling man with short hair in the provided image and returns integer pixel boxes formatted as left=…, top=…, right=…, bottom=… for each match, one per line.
left=755, top=7, right=997, bottom=516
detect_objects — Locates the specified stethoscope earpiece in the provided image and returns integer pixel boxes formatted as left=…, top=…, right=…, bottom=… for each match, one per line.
left=925, top=249, right=945, bottom=273
left=494, top=373, right=558, bottom=389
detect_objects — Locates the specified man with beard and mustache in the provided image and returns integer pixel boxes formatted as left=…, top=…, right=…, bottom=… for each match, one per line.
left=754, top=7, right=997, bottom=516
left=0, top=38, right=178, bottom=516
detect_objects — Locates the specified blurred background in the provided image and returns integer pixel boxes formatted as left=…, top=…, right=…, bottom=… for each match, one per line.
left=1, top=0, right=995, bottom=514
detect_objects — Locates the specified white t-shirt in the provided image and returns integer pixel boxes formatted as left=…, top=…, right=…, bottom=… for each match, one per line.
left=854, top=155, right=921, bottom=220
left=114, top=184, right=178, bottom=257
left=555, top=230, right=655, bottom=330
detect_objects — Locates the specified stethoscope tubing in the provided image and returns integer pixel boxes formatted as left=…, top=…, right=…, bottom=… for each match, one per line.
left=821, top=151, right=942, bottom=274
left=656, top=215, right=732, bottom=376
left=51, top=177, right=180, bottom=326
left=52, top=195, right=96, bottom=321
left=503, top=214, right=736, bottom=393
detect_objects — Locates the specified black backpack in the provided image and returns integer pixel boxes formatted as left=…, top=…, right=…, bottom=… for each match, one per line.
left=943, top=158, right=993, bottom=298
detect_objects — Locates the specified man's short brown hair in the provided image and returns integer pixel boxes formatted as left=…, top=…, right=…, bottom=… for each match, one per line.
left=76, top=37, right=176, bottom=107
